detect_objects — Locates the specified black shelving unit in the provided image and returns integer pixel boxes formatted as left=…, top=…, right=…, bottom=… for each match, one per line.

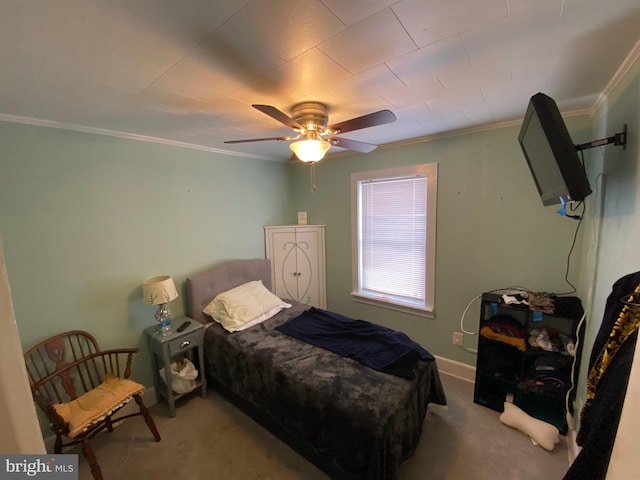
left=473, top=293, right=584, bottom=434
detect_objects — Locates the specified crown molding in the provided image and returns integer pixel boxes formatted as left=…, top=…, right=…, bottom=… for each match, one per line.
left=0, top=113, right=280, bottom=161
left=342, top=106, right=592, bottom=156
left=591, top=37, right=640, bottom=115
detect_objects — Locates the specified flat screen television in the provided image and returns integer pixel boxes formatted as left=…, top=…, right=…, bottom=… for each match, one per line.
left=518, top=92, right=592, bottom=206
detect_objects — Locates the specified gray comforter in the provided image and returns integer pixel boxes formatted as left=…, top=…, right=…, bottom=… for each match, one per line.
left=202, top=302, right=447, bottom=480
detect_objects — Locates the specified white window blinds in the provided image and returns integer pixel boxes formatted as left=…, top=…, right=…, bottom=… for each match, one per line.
left=359, top=174, right=427, bottom=307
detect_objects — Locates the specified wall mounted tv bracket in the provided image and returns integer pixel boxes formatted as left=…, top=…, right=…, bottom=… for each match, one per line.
left=575, top=124, right=627, bottom=151
left=557, top=125, right=627, bottom=218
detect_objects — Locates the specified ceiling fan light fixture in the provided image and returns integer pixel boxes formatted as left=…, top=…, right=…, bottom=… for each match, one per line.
left=226, top=102, right=397, bottom=162
left=290, top=137, right=331, bottom=163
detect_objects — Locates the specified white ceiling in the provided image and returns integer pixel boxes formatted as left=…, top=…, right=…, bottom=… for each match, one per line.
left=1, top=0, right=639, bottom=161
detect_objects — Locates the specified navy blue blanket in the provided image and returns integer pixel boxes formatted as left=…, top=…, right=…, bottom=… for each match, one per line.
left=276, top=307, right=434, bottom=378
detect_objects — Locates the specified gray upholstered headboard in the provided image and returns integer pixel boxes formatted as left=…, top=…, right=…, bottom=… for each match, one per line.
left=186, top=258, right=272, bottom=324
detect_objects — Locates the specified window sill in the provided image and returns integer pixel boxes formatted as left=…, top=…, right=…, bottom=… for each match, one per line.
left=351, top=292, right=434, bottom=319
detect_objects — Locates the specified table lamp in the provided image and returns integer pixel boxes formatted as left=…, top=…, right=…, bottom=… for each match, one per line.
left=143, top=275, right=178, bottom=336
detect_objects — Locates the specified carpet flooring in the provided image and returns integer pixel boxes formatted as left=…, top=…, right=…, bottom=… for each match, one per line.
left=75, top=373, right=571, bottom=479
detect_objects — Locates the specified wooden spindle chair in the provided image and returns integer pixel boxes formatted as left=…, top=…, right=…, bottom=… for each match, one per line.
left=24, top=330, right=161, bottom=480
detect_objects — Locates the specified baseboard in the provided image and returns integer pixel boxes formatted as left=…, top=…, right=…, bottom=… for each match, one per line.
left=435, top=355, right=476, bottom=382
left=566, top=429, right=580, bottom=464
left=143, top=386, right=158, bottom=407
left=565, top=396, right=583, bottom=464
left=43, top=387, right=158, bottom=453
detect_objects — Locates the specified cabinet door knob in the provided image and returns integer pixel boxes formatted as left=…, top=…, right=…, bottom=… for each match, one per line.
left=180, top=340, right=191, bottom=348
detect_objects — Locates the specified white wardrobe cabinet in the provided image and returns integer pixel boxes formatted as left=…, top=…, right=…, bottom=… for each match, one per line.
left=264, top=225, right=326, bottom=309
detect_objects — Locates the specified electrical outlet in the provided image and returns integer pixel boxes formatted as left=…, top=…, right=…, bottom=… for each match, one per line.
left=452, top=332, right=464, bottom=346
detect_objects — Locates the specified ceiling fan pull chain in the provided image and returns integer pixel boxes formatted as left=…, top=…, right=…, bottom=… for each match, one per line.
left=310, top=162, right=317, bottom=196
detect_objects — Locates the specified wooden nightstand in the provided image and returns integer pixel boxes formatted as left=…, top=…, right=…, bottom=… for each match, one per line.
left=145, top=317, right=207, bottom=417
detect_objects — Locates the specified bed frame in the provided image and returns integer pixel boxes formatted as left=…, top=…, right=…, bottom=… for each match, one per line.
left=186, top=258, right=446, bottom=480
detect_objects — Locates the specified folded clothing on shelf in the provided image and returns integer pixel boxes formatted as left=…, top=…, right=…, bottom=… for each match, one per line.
left=480, top=314, right=527, bottom=351
left=519, top=353, right=573, bottom=396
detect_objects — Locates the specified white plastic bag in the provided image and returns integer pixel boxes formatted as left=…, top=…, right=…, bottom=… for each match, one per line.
left=159, top=357, right=198, bottom=394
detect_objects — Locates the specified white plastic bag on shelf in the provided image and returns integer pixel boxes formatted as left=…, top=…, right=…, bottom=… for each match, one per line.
left=159, top=357, right=198, bottom=394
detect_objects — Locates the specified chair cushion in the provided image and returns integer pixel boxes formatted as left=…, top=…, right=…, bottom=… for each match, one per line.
left=54, top=374, right=145, bottom=438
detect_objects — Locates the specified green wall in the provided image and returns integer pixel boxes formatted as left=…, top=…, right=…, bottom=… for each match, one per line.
left=0, top=121, right=294, bottom=386
left=575, top=54, right=640, bottom=414
left=290, top=118, right=593, bottom=365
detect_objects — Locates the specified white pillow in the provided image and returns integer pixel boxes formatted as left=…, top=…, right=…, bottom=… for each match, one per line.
left=203, top=280, right=290, bottom=332
left=499, top=402, right=560, bottom=451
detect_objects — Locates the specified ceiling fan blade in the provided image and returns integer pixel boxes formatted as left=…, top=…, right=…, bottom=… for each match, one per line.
left=224, top=136, right=292, bottom=144
left=326, top=109, right=396, bottom=134
left=327, top=136, right=378, bottom=153
left=253, top=104, right=304, bottom=130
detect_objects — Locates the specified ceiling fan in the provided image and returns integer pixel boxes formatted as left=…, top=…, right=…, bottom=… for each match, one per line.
left=224, top=102, right=397, bottom=163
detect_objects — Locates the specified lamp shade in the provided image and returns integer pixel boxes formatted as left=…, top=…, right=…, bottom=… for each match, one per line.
left=143, top=275, right=178, bottom=305
left=290, top=137, right=331, bottom=162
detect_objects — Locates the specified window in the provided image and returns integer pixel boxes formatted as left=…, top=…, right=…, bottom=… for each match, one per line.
left=351, top=164, right=437, bottom=316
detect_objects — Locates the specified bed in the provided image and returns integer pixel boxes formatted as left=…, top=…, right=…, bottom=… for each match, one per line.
left=187, top=258, right=446, bottom=480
